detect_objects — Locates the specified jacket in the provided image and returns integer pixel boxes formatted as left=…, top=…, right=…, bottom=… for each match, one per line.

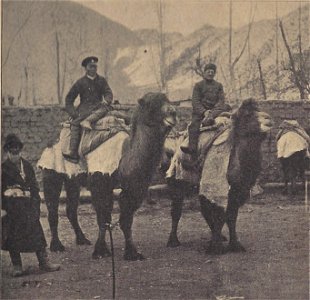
left=65, top=74, right=113, bottom=118
left=192, top=79, right=225, bottom=117
left=1, top=158, right=47, bottom=252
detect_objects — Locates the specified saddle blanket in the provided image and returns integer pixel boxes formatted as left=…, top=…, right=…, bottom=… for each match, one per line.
left=61, top=116, right=129, bottom=157
left=277, top=131, right=309, bottom=158
left=166, top=127, right=232, bottom=207
left=85, top=131, right=129, bottom=175
left=37, top=116, right=129, bottom=177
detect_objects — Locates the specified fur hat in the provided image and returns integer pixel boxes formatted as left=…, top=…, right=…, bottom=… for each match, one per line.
left=81, top=56, right=98, bottom=68
left=204, top=63, right=217, bottom=72
left=3, top=134, right=23, bottom=152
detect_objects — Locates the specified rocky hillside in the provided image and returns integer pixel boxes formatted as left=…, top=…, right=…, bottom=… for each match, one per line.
left=118, top=5, right=309, bottom=102
left=2, top=0, right=142, bottom=105
left=2, top=1, right=309, bottom=106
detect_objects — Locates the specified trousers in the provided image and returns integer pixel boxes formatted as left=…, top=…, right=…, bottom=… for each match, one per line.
left=187, top=113, right=204, bottom=153
left=68, top=104, right=110, bottom=156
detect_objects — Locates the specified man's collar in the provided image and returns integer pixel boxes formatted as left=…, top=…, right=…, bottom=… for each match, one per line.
left=86, top=74, right=97, bottom=80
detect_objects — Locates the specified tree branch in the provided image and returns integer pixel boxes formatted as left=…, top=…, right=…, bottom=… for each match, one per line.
left=2, top=2, right=35, bottom=68
left=279, top=20, right=305, bottom=99
left=232, top=9, right=255, bottom=68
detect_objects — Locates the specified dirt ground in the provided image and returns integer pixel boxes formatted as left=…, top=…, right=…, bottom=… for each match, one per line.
left=1, top=188, right=309, bottom=300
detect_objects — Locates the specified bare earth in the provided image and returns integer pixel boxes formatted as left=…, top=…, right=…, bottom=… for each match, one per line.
left=1, top=189, right=309, bottom=300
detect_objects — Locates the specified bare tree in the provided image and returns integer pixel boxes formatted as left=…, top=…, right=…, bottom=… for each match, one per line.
left=279, top=20, right=308, bottom=99
left=228, top=2, right=256, bottom=101
left=2, top=2, right=35, bottom=68
left=55, top=30, right=62, bottom=104
left=149, top=43, right=162, bottom=90
left=24, top=63, right=29, bottom=106
left=31, top=69, right=37, bottom=106
left=257, top=58, right=267, bottom=99
left=275, top=2, right=280, bottom=98
left=101, top=21, right=111, bottom=81
left=187, top=40, right=219, bottom=79
left=51, top=3, right=68, bottom=105
left=157, top=0, right=168, bottom=93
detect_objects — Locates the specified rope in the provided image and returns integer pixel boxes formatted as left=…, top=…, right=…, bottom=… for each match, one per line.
left=105, top=222, right=118, bottom=299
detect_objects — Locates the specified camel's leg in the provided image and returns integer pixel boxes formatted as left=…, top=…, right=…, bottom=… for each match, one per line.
left=199, top=195, right=227, bottom=242
left=43, top=169, right=65, bottom=252
left=119, top=190, right=145, bottom=261
left=64, top=177, right=91, bottom=245
left=167, top=180, right=184, bottom=247
left=287, top=166, right=294, bottom=195
left=199, top=195, right=226, bottom=254
left=280, top=158, right=289, bottom=195
left=226, top=187, right=247, bottom=252
left=89, top=172, right=113, bottom=259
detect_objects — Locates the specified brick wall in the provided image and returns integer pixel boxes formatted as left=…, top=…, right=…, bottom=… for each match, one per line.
left=2, top=100, right=310, bottom=186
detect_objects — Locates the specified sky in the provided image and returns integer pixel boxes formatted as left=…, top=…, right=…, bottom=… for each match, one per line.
left=73, top=0, right=307, bottom=35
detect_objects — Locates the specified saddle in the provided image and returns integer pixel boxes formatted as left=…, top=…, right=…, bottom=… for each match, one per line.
left=61, top=116, right=130, bottom=157
left=180, top=118, right=232, bottom=171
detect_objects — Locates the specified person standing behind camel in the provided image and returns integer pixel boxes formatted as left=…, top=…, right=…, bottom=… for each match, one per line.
left=1, top=134, right=60, bottom=277
left=181, top=63, right=227, bottom=162
left=63, top=56, right=113, bottom=163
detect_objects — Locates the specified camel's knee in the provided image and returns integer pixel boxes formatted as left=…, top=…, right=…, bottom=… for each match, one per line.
left=171, top=198, right=183, bottom=220
left=199, top=195, right=213, bottom=216
left=66, top=203, right=78, bottom=219
left=47, top=210, right=59, bottom=222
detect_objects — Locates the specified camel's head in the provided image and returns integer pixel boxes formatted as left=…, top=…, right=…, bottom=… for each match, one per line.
left=136, top=92, right=177, bottom=132
left=232, top=98, right=273, bottom=138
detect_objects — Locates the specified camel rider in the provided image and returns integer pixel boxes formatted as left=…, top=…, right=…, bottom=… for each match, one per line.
left=181, top=63, right=227, bottom=159
left=63, top=56, right=113, bottom=163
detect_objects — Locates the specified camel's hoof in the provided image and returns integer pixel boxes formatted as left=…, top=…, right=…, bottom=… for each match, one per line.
left=167, top=236, right=181, bottom=248
left=92, top=249, right=112, bottom=260
left=124, top=251, right=145, bottom=261
left=205, top=242, right=227, bottom=255
left=227, top=241, right=246, bottom=253
left=76, top=236, right=92, bottom=246
left=50, top=240, right=65, bottom=252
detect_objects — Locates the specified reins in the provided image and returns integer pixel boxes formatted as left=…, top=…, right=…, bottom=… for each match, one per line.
left=104, top=221, right=120, bottom=299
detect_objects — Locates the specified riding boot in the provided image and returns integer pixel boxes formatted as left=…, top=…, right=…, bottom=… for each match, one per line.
left=63, top=124, right=81, bottom=163
left=180, top=131, right=199, bottom=156
left=9, top=251, right=23, bottom=277
left=36, top=248, right=61, bottom=272
left=180, top=116, right=202, bottom=170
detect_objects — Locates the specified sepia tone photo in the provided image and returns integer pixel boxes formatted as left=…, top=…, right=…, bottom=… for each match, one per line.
left=1, top=0, right=309, bottom=299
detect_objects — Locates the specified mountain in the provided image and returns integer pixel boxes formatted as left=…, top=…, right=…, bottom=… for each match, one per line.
left=2, top=0, right=142, bottom=105
left=117, top=5, right=309, bottom=101
left=2, top=1, right=309, bottom=106
left=135, top=29, right=184, bottom=45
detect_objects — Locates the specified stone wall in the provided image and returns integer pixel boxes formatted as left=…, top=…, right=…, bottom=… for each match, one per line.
left=2, top=100, right=310, bottom=187
left=257, top=100, right=310, bottom=183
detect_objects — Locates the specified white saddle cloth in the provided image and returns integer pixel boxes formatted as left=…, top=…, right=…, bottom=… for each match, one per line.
left=277, top=132, right=309, bottom=158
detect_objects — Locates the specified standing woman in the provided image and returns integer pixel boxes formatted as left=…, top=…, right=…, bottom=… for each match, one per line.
left=2, top=134, right=60, bottom=277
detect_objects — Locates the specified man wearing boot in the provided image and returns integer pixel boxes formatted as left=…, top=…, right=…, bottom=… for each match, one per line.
left=181, top=63, right=226, bottom=163
left=2, top=134, right=60, bottom=277
left=63, top=56, right=113, bottom=163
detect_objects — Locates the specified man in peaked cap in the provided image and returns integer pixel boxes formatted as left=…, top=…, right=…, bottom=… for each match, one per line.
left=180, top=63, right=228, bottom=162
left=63, top=56, right=114, bottom=163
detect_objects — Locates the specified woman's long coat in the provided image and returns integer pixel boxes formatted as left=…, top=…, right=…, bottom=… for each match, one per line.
left=1, top=158, right=47, bottom=252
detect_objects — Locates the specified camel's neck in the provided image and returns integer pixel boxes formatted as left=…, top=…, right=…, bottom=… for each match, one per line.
left=130, top=124, right=165, bottom=163
left=120, top=123, right=166, bottom=184
left=229, top=134, right=264, bottom=188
